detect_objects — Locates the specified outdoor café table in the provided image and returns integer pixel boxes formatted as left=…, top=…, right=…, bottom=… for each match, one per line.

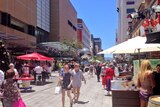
left=17, top=77, right=34, bottom=92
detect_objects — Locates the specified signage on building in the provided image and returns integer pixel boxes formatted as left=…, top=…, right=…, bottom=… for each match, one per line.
left=77, top=24, right=83, bottom=29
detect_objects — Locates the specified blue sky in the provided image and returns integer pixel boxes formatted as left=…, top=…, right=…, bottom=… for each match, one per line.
left=70, top=0, right=118, bottom=57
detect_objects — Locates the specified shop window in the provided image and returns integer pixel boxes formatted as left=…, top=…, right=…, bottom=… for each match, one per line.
left=0, top=13, right=1, bottom=24
left=126, top=1, right=135, bottom=5
left=35, top=28, right=49, bottom=43
left=1, top=12, right=10, bottom=26
left=68, top=20, right=73, bottom=27
left=68, top=20, right=77, bottom=31
left=127, top=8, right=135, bottom=14
left=10, top=18, right=27, bottom=33
left=73, top=26, right=77, bottom=31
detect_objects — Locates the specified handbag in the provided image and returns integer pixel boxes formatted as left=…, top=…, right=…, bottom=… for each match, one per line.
left=12, top=98, right=26, bottom=107
left=54, top=86, right=61, bottom=95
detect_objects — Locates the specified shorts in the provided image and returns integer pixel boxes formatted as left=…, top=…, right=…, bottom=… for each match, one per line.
left=139, top=90, right=151, bottom=101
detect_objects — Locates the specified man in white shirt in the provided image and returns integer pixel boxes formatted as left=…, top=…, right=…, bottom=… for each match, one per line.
left=34, top=65, right=43, bottom=82
left=34, top=65, right=43, bottom=74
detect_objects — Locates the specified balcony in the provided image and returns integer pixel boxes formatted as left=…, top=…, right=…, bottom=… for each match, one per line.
left=129, top=0, right=157, bottom=36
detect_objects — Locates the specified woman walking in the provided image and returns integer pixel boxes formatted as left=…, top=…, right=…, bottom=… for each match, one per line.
left=101, top=64, right=106, bottom=89
left=137, top=60, right=154, bottom=107
left=105, top=64, right=115, bottom=95
left=59, top=64, right=73, bottom=107
left=1, top=69, right=21, bottom=107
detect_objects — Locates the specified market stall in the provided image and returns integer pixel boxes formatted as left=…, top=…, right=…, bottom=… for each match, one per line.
left=98, top=36, right=160, bottom=107
left=16, top=52, right=54, bottom=86
left=111, top=79, right=140, bottom=107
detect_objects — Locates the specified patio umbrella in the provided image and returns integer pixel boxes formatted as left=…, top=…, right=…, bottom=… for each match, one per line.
left=98, top=36, right=160, bottom=54
left=17, top=52, right=54, bottom=61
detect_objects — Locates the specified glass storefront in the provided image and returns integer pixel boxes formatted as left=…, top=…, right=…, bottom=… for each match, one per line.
left=37, top=0, right=50, bottom=32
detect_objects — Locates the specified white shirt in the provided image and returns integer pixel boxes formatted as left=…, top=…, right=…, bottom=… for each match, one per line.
left=0, top=70, right=4, bottom=85
left=47, top=67, right=52, bottom=73
left=34, top=66, right=43, bottom=74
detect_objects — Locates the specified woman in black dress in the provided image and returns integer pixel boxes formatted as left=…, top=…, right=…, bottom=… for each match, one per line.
left=59, top=64, right=73, bottom=107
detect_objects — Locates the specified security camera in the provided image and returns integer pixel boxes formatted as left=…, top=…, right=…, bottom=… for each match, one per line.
left=152, top=5, right=160, bottom=13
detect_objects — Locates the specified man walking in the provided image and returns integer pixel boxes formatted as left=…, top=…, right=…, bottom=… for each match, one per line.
left=72, top=63, right=86, bottom=103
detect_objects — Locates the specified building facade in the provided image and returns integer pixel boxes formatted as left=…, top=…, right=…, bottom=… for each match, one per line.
left=0, top=0, right=36, bottom=51
left=116, top=0, right=142, bottom=44
left=77, top=18, right=91, bottom=50
left=50, top=0, right=77, bottom=42
left=36, top=0, right=51, bottom=44
left=128, top=0, right=160, bottom=58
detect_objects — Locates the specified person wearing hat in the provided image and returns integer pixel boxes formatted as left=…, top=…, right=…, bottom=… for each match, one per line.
left=8, top=63, right=19, bottom=80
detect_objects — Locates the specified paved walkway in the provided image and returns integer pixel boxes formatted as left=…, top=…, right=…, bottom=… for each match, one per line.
left=0, top=72, right=112, bottom=107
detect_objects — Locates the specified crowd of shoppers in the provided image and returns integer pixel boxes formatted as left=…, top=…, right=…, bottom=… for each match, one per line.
left=0, top=59, right=160, bottom=107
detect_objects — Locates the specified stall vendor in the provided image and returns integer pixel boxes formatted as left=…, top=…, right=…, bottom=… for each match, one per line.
left=153, top=64, right=160, bottom=95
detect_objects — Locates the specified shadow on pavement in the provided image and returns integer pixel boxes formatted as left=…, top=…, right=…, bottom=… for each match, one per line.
left=21, top=90, right=36, bottom=93
left=105, top=94, right=112, bottom=97
left=77, top=101, right=89, bottom=104
left=30, top=81, right=53, bottom=86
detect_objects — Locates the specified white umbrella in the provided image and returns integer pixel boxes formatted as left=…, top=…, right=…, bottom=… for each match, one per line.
left=98, top=36, right=160, bottom=54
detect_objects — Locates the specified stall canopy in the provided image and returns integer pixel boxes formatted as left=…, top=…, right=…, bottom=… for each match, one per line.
left=98, top=36, right=160, bottom=54
left=17, top=52, right=54, bottom=61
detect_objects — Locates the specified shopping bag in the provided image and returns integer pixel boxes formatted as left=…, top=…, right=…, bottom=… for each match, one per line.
left=12, top=98, right=26, bottom=107
left=54, top=86, right=61, bottom=95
